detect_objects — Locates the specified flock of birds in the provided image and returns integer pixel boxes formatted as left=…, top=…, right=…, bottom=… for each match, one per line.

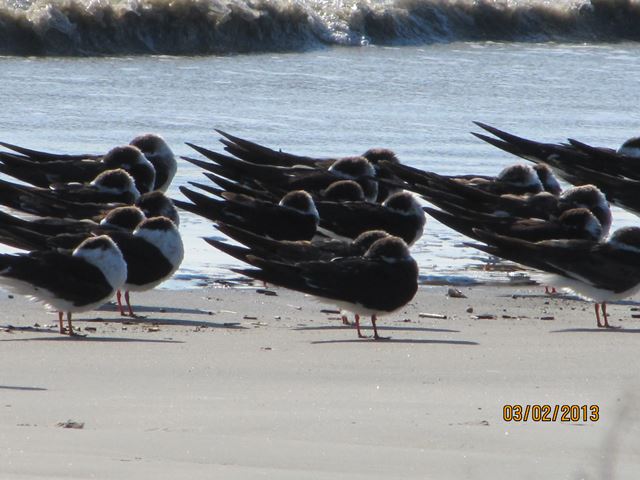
left=0, top=135, right=182, bottom=335
left=0, top=122, right=639, bottom=338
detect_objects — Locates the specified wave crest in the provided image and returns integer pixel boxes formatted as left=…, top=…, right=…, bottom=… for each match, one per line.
left=0, top=0, right=639, bottom=56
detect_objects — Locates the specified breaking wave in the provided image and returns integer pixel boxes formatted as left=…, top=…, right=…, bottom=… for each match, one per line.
left=1, top=0, right=639, bottom=56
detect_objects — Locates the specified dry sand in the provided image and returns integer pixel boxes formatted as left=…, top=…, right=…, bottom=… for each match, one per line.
left=0, top=284, right=639, bottom=479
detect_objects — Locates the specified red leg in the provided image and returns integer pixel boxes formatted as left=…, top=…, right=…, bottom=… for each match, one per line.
left=601, top=303, right=619, bottom=329
left=371, top=315, right=389, bottom=340
left=58, top=311, right=64, bottom=334
left=66, top=312, right=73, bottom=336
left=125, top=291, right=136, bottom=317
left=355, top=314, right=367, bottom=338
left=341, top=314, right=351, bottom=326
left=116, top=290, right=127, bottom=316
left=595, top=303, right=602, bottom=327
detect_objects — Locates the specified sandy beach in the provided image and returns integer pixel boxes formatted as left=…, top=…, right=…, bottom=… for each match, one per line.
left=0, top=284, right=639, bottom=479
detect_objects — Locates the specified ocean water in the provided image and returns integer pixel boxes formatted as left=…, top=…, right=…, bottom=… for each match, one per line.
left=1, top=0, right=639, bottom=288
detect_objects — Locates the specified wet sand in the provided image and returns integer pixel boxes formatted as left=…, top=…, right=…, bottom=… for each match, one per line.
left=0, top=285, right=639, bottom=479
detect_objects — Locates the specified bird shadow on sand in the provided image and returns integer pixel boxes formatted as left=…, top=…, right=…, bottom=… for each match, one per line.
left=82, top=316, right=247, bottom=329
left=0, top=334, right=184, bottom=343
left=0, top=385, right=47, bottom=391
left=310, top=337, right=479, bottom=346
left=504, top=293, right=640, bottom=307
left=551, top=327, right=640, bottom=334
left=294, top=324, right=460, bottom=334
left=97, top=303, right=211, bottom=316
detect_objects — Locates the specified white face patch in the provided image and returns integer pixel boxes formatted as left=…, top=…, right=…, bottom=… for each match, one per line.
left=138, top=137, right=177, bottom=192
left=540, top=172, right=561, bottom=195
left=134, top=224, right=185, bottom=268
left=74, top=239, right=128, bottom=290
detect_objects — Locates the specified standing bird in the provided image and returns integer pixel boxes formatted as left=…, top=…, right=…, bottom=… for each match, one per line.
left=0, top=215, right=183, bottom=318
left=207, top=226, right=391, bottom=326
left=0, top=235, right=127, bottom=335
left=110, top=216, right=183, bottom=317
left=232, top=236, right=418, bottom=340
left=467, top=227, right=640, bottom=328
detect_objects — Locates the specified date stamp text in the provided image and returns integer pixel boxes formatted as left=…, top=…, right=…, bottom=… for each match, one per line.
left=503, top=404, right=599, bottom=422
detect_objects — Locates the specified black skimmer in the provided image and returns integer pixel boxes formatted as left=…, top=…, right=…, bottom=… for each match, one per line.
left=0, top=134, right=176, bottom=193
left=0, top=193, right=174, bottom=240
left=208, top=226, right=390, bottom=327
left=186, top=173, right=280, bottom=203
left=232, top=235, right=418, bottom=340
left=0, top=169, right=139, bottom=220
left=174, top=188, right=319, bottom=241
left=472, top=122, right=640, bottom=179
left=0, top=206, right=146, bottom=250
left=208, top=223, right=390, bottom=263
left=467, top=227, right=640, bottom=328
left=425, top=206, right=604, bottom=243
left=384, top=161, right=551, bottom=198
left=451, top=163, right=544, bottom=195
left=385, top=161, right=609, bottom=228
left=558, top=185, right=611, bottom=237
left=0, top=235, right=127, bottom=335
left=0, top=168, right=139, bottom=205
left=472, top=123, right=640, bottom=215
left=0, top=145, right=156, bottom=194
left=0, top=206, right=139, bottom=237
left=215, top=129, right=399, bottom=169
left=315, top=191, right=426, bottom=246
left=135, top=191, right=180, bottom=227
left=191, top=175, right=367, bottom=205
left=0, top=215, right=183, bottom=318
left=533, top=164, right=562, bottom=196
left=202, top=172, right=278, bottom=201
left=109, top=216, right=183, bottom=317
left=553, top=171, right=640, bottom=220
left=129, top=134, right=177, bottom=192
left=320, top=180, right=366, bottom=202
left=423, top=189, right=560, bottom=224
left=214, top=130, right=401, bottom=201
left=183, top=145, right=380, bottom=202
